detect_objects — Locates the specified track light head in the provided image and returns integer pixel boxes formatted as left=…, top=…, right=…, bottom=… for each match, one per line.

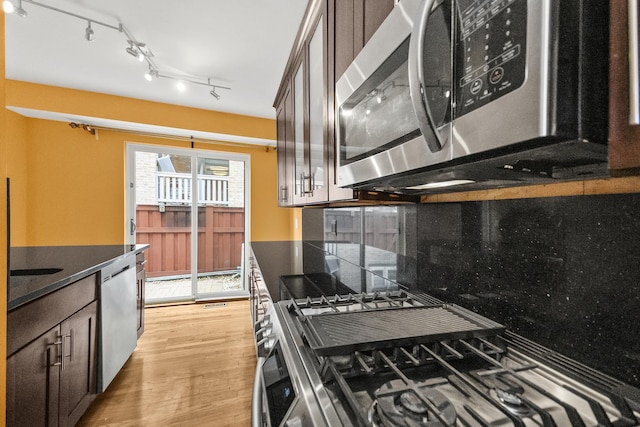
left=4, top=0, right=27, bottom=17
left=210, top=88, right=221, bottom=100
left=85, top=21, right=94, bottom=42
left=126, top=46, right=138, bottom=57
left=144, top=68, right=159, bottom=82
left=126, top=42, right=145, bottom=62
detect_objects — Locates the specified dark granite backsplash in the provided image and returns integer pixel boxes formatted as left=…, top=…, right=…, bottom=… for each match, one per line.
left=303, top=193, right=640, bottom=388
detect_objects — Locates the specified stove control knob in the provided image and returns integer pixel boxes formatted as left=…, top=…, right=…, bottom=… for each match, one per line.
left=260, top=315, right=271, bottom=327
left=255, top=323, right=273, bottom=339
left=254, top=315, right=271, bottom=333
left=257, top=333, right=277, bottom=357
left=263, top=334, right=277, bottom=353
left=285, top=416, right=303, bottom=427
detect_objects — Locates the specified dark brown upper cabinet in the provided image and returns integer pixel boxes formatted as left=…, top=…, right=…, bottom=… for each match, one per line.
left=334, top=0, right=395, bottom=81
left=275, top=0, right=329, bottom=206
left=274, top=0, right=395, bottom=206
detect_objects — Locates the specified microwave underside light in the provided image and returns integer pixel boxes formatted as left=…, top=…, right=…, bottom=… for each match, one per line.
left=405, top=180, right=476, bottom=190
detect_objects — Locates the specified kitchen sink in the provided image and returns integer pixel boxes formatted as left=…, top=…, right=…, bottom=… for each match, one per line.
left=10, top=268, right=63, bottom=276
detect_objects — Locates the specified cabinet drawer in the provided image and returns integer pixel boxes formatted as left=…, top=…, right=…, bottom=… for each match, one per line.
left=7, top=274, right=97, bottom=356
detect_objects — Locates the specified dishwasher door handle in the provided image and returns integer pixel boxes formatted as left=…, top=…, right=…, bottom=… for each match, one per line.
left=111, top=264, right=131, bottom=279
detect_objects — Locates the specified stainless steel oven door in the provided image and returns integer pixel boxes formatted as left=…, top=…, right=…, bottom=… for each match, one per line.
left=336, top=0, right=451, bottom=188
left=253, top=342, right=299, bottom=427
left=252, top=301, right=344, bottom=427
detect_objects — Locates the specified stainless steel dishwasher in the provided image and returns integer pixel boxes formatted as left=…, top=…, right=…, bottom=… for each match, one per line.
left=99, top=255, right=137, bottom=392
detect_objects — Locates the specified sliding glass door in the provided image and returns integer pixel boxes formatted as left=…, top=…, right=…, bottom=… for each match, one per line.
left=126, top=144, right=250, bottom=303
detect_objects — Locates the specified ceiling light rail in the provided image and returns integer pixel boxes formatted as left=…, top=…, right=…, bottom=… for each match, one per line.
left=6, top=0, right=122, bottom=31
left=4, top=0, right=230, bottom=100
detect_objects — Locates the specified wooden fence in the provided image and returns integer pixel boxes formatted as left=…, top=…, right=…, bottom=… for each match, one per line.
left=135, top=205, right=244, bottom=278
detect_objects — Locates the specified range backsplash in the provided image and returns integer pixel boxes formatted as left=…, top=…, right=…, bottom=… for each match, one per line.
left=302, top=193, right=640, bottom=389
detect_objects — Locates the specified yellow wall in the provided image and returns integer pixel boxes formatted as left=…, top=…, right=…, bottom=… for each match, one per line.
left=1, top=10, right=8, bottom=426
left=6, top=80, right=275, bottom=140
left=5, top=81, right=295, bottom=246
left=6, top=111, right=28, bottom=245
left=2, top=44, right=296, bottom=425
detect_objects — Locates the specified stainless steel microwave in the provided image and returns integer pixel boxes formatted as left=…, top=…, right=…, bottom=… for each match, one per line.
left=336, top=0, right=610, bottom=193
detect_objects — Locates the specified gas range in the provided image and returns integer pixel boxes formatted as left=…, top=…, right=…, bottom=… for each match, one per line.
left=264, top=290, right=640, bottom=427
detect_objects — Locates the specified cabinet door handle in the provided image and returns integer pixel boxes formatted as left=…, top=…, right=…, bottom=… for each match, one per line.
left=48, top=340, right=63, bottom=368
left=280, top=185, right=288, bottom=202
left=58, top=329, right=75, bottom=371
left=68, top=328, right=75, bottom=363
left=301, top=173, right=313, bottom=195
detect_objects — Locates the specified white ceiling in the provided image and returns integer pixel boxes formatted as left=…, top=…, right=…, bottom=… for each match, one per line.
left=4, top=0, right=308, bottom=125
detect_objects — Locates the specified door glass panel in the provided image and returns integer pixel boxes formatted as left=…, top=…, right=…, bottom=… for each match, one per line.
left=196, top=157, right=245, bottom=297
left=131, top=148, right=248, bottom=303
left=338, top=38, right=420, bottom=164
left=136, top=152, right=192, bottom=302
left=294, top=64, right=305, bottom=196
left=308, top=17, right=324, bottom=192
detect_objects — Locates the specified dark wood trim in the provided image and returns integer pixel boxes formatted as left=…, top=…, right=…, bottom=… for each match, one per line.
left=273, top=0, right=324, bottom=108
left=609, top=0, right=640, bottom=171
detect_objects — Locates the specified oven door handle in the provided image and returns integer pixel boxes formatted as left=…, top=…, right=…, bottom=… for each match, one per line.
left=251, top=357, right=266, bottom=427
left=408, top=0, right=445, bottom=153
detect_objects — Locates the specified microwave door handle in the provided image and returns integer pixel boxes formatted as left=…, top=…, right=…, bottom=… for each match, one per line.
left=408, top=0, right=445, bottom=152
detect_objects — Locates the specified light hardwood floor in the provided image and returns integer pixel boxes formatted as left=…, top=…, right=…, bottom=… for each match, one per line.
left=78, top=300, right=256, bottom=427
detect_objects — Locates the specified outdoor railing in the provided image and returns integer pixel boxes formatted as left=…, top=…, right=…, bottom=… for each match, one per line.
left=157, top=172, right=229, bottom=205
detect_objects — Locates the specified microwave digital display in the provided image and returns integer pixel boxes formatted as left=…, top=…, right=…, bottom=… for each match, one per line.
left=454, top=0, right=527, bottom=117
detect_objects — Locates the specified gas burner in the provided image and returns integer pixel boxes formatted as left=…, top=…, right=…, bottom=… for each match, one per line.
left=488, top=387, right=534, bottom=417
left=328, top=354, right=352, bottom=368
left=372, top=379, right=457, bottom=427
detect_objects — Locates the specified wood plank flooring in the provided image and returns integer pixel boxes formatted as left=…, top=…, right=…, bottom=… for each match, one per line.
left=78, top=300, right=256, bottom=427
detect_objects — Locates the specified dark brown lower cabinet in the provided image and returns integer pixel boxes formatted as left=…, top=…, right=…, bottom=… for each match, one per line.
left=7, top=301, right=98, bottom=427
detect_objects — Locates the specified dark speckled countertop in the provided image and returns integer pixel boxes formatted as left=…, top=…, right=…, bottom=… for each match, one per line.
left=8, top=244, right=149, bottom=311
left=250, top=241, right=303, bottom=301
left=250, top=241, right=404, bottom=302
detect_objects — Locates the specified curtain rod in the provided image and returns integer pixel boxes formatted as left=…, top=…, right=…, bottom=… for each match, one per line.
left=68, top=122, right=275, bottom=151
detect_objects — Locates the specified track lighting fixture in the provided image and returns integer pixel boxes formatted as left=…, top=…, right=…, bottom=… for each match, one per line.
left=85, top=21, right=94, bottom=42
left=8, top=0, right=232, bottom=102
left=3, top=0, right=27, bottom=17
left=206, top=80, right=228, bottom=100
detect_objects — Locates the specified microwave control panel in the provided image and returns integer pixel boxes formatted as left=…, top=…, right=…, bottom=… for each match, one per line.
left=454, top=0, right=527, bottom=118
